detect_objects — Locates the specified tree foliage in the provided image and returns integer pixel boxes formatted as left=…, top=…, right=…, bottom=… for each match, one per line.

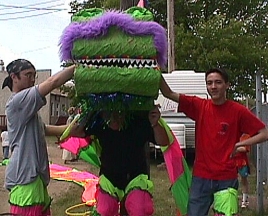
left=175, top=15, right=268, bottom=99
left=120, top=0, right=140, bottom=10
left=151, top=0, right=268, bottom=100
left=69, top=0, right=139, bottom=13
left=66, top=0, right=268, bottom=101
left=69, top=0, right=104, bottom=14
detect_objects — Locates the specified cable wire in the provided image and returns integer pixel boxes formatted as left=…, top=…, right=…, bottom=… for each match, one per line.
left=0, top=0, right=61, bottom=10
left=0, top=3, right=64, bottom=16
left=0, top=3, right=66, bottom=11
left=20, top=46, right=52, bottom=54
left=0, top=11, right=61, bottom=21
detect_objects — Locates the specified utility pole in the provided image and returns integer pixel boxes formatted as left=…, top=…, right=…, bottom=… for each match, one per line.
left=167, top=0, right=175, bottom=73
left=256, top=70, right=264, bottom=215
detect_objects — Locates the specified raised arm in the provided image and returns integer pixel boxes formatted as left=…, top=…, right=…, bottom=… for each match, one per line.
left=38, top=64, right=76, bottom=97
left=235, top=128, right=268, bottom=148
left=160, top=75, right=180, bottom=103
left=45, top=125, right=68, bottom=136
left=149, top=106, right=169, bottom=146
left=231, top=128, right=268, bottom=157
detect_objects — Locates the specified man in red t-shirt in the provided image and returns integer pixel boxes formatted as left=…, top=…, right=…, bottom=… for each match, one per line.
left=234, top=134, right=251, bottom=208
left=160, top=68, right=268, bottom=216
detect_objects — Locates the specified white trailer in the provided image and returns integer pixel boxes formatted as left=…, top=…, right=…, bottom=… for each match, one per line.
left=155, top=70, right=209, bottom=153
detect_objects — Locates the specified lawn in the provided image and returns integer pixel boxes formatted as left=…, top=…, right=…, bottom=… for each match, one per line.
left=50, top=150, right=268, bottom=216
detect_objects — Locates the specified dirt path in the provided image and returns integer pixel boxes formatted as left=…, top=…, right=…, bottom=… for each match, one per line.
left=0, top=141, right=91, bottom=213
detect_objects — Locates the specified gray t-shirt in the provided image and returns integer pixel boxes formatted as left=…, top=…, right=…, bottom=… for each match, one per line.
left=5, top=86, right=48, bottom=190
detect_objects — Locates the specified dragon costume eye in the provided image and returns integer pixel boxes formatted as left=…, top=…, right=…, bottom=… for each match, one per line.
left=125, top=6, right=154, bottom=21
left=71, top=8, right=104, bottom=22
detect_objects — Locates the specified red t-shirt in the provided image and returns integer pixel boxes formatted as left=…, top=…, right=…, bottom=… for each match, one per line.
left=179, top=95, right=265, bottom=180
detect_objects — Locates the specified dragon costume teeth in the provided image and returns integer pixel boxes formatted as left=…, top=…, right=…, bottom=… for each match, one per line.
left=76, top=58, right=158, bottom=69
left=59, top=7, right=167, bottom=112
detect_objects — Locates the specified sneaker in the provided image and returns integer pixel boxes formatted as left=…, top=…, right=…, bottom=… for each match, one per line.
left=241, top=201, right=249, bottom=208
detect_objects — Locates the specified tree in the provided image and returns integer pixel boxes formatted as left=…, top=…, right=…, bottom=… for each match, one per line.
left=120, top=0, right=140, bottom=10
left=103, top=0, right=120, bottom=9
left=66, top=0, right=268, bottom=100
left=69, top=0, right=104, bottom=14
left=69, top=0, right=141, bottom=12
left=175, top=14, right=268, bottom=99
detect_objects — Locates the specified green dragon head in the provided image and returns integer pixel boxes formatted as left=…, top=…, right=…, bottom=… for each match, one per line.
left=59, top=7, right=167, bottom=111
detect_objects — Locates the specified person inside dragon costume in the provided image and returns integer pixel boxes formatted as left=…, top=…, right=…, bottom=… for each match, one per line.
left=59, top=6, right=170, bottom=216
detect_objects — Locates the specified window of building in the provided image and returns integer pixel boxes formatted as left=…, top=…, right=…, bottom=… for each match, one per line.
left=51, top=102, right=54, bottom=116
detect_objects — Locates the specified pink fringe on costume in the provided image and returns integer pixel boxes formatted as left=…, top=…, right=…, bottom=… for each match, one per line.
left=96, top=189, right=153, bottom=216
left=60, top=137, right=90, bottom=155
left=125, top=189, right=154, bottom=216
left=10, top=205, right=51, bottom=216
left=96, top=189, right=119, bottom=216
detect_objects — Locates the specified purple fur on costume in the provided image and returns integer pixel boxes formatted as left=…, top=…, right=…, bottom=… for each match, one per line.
left=59, top=10, right=167, bottom=68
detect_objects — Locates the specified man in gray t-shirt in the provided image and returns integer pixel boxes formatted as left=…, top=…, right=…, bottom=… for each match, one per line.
left=2, top=59, right=76, bottom=215
left=5, top=87, right=49, bottom=190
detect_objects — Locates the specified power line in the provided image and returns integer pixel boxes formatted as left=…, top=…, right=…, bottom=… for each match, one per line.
left=0, top=0, right=61, bottom=10
left=0, top=3, right=64, bottom=16
left=0, top=3, right=67, bottom=11
left=0, top=11, right=61, bottom=21
left=20, top=46, right=52, bottom=54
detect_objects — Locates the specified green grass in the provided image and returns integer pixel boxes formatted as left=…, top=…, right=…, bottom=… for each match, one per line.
left=49, top=144, right=268, bottom=216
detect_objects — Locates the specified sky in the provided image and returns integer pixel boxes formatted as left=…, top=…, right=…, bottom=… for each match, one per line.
left=0, top=0, right=78, bottom=74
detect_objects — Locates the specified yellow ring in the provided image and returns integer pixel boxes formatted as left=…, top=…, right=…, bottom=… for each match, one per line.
left=65, top=203, right=92, bottom=216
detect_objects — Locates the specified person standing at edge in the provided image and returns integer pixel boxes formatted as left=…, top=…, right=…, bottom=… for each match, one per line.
left=1, top=127, right=9, bottom=160
left=2, top=59, right=76, bottom=216
left=159, top=67, right=268, bottom=216
left=234, top=134, right=251, bottom=208
left=62, top=106, right=77, bottom=164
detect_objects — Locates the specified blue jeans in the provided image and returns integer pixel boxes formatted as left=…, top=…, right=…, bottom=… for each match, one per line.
left=2, top=146, right=9, bottom=159
left=188, top=176, right=238, bottom=216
